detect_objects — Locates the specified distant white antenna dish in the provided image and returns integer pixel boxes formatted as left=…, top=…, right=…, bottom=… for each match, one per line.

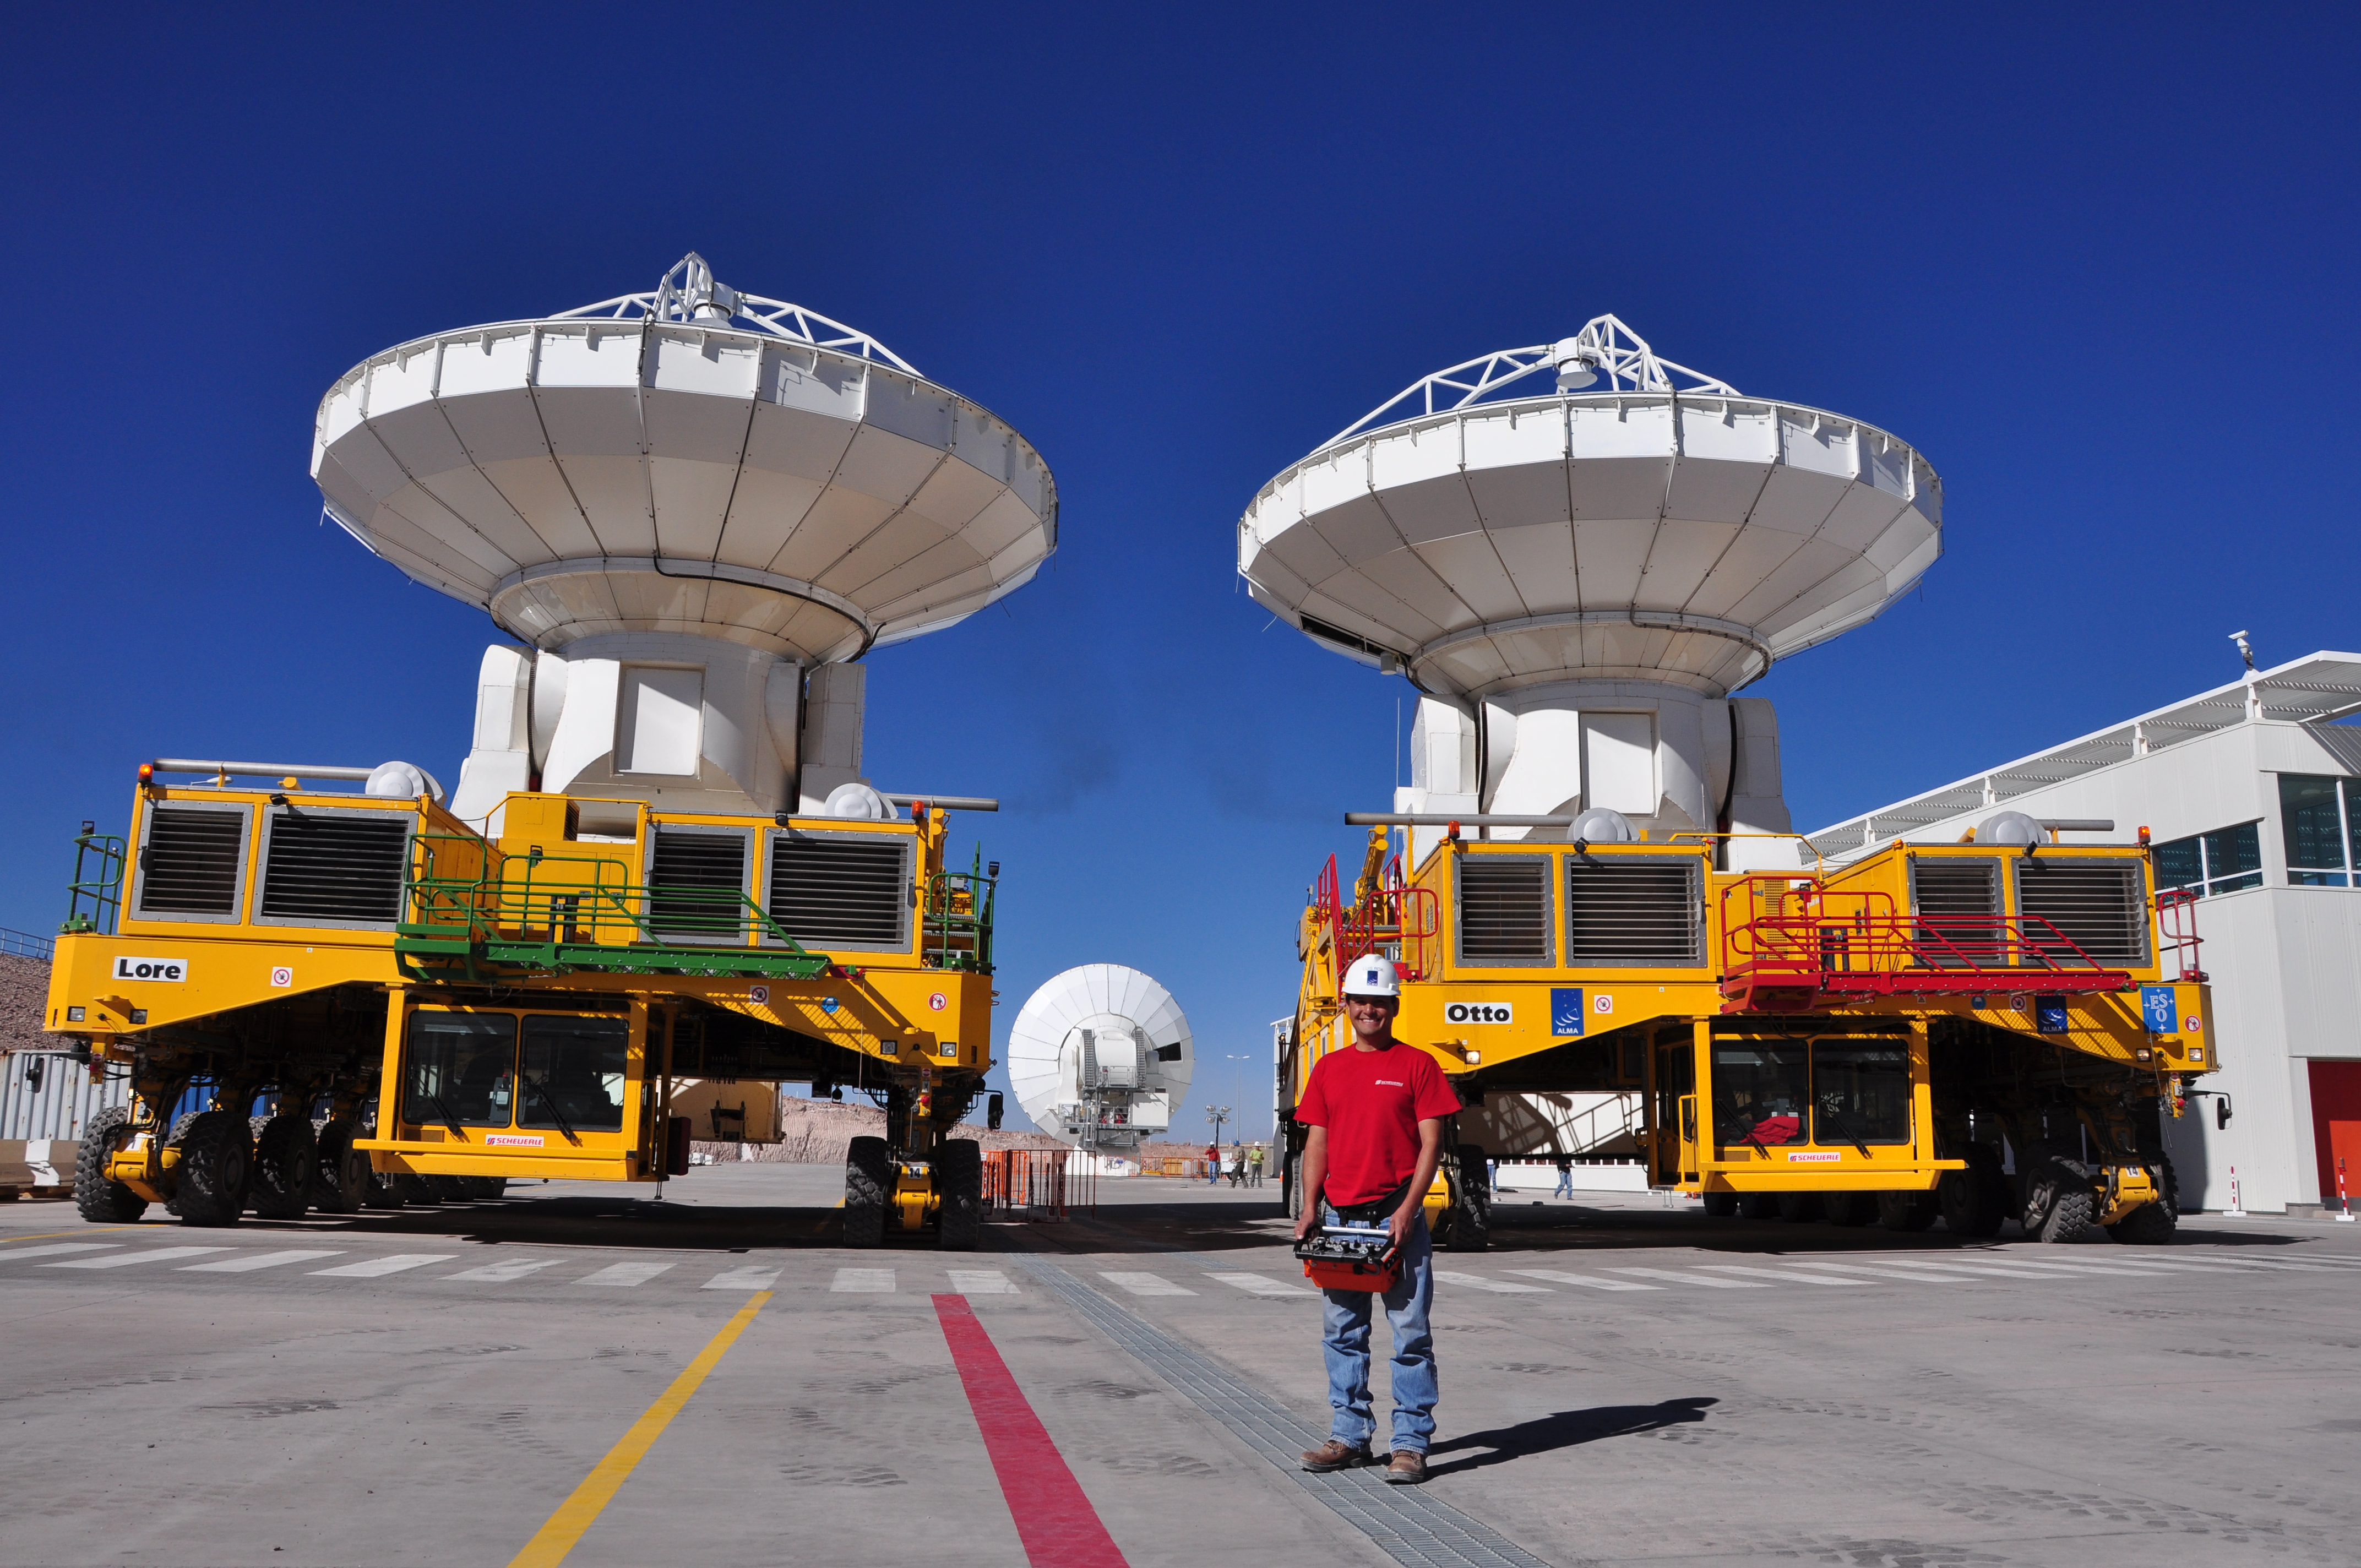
left=1007, top=965, right=1192, bottom=1151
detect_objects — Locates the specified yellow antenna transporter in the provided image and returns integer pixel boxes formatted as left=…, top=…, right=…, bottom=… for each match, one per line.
left=1243, top=317, right=2209, bottom=1247
left=43, top=255, right=1058, bottom=1246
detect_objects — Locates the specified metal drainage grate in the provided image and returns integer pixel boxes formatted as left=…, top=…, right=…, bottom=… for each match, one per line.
left=1009, top=1253, right=1567, bottom=1568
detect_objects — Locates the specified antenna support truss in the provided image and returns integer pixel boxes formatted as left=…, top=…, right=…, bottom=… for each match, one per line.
left=1329, top=313, right=1739, bottom=447
left=552, top=252, right=918, bottom=374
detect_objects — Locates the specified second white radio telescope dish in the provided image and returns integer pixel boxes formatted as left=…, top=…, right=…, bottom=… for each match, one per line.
left=1007, top=965, right=1192, bottom=1150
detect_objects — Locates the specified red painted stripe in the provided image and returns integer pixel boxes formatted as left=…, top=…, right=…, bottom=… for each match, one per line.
left=933, top=1293, right=1130, bottom=1568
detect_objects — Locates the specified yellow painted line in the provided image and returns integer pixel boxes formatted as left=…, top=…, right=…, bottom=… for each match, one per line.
left=507, top=1291, right=773, bottom=1568
left=0, top=1227, right=142, bottom=1245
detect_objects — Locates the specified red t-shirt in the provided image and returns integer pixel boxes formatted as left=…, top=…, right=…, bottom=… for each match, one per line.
left=1295, top=1041, right=1462, bottom=1207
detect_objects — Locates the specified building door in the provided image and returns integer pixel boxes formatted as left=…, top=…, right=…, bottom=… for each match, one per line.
left=2306, top=1061, right=2361, bottom=1212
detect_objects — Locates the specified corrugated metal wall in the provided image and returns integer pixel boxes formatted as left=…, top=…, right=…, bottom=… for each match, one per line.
left=0, top=1052, right=128, bottom=1140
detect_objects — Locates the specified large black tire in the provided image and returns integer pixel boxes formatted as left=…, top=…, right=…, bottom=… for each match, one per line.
left=175, top=1110, right=251, bottom=1227
left=161, top=1111, right=199, bottom=1217
left=2108, top=1159, right=2179, bottom=1244
left=429, top=1176, right=470, bottom=1204
left=1777, top=1193, right=1825, bottom=1223
left=1701, top=1191, right=1740, bottom=1217
left=1939, top=1146, right=2009, bottom=1238
left=463, top=1177, right=508, bottom=1200
left=309, top=1120, right=369, bottom=1214
left=937, top=1139, right=982, bottom=1251
left=362, top=1164, right=405, bottom=1210
left=844, top=1136, right=890, bottom=1247
left=1876, top=1190, right=1939, bottom=1232
left=1738, top=1193, right=1781, bottom=1220
left=2023, top=1156, right=2096, bottom=1243
left=250, top=1113, right=315, bottom=1220
left=1440, top=1146, right=1489, bottom=1252
left=73, top=1105, right=148, bottom=1223
left=394, top=1174, right=442, bottom=1206
left=1283, top=1146, right=1302, bottom=1222
left=1823, top=1192, right=1878, bottom=1227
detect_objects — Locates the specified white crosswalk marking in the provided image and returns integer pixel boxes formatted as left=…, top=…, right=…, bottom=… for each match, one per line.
left=1101, top=1272, right=1195, bottom=1297
left=1696, top=1265, right=1849, bottom=1286
left=948, top=1270, right=1020, bottom=1295
left=0, top=1243, right=123, bottom=1262
left=1506, top=1268, right=1661, bottom=1292
left=575, top=1261, right=678, bottom=1287
left=1205, top=1272, right=1309, bottom=1297
left=1786, top=1261, right=1959, bottom=1285
left=2148, top=1255, right=2344, bottom=1273
left=1883, top=1258, right=2152, bottom=1280
left=443, top=1257, right=565, bottom=1283
left=311, top=1254, right=455, bottom=1278
left=46, top=1246, right=229, bottom=1270
left=1607, top=1267, right=1769, bottom=1289
left=832, top=1268, right=895, bottom=1293
left=704, top=1267, right=780, bottom=1291
left=2084, top=1257, right=2251, bottom=1275
left=181, top=1250, right=344, bottom=1273
left=1435, top=1270, right=1550, bottom=1294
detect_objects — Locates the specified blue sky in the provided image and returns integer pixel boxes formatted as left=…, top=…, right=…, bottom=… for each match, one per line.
left=4, top=6, right=2354, bottom=1136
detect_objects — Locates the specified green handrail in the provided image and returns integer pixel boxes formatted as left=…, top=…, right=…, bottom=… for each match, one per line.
left=61, top=831, right=126, bottom=936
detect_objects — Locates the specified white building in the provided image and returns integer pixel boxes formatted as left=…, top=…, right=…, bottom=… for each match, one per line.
left=1809, top=652, right=2361, bottom=1219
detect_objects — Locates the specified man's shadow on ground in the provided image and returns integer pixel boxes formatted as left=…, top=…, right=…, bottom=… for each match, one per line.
left=1422, top=1398, right=1716, bottom=1475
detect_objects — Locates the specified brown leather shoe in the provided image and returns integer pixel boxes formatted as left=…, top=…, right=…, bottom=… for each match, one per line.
left=1383, top=1450, right=1428, bottom=1484
left=1301, top=1439, right=1373, bottom=1472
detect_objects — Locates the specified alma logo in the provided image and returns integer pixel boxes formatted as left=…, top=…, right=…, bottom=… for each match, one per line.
left=112, top=956, right=187, bottom=983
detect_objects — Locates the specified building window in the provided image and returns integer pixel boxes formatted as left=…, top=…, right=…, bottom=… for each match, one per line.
left=2152, top=821, right=2264, bottom=897
left=2280, top=774, right=2360, bottom=887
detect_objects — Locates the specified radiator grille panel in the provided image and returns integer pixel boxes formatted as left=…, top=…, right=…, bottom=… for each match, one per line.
left=135, top=808, right=246, bottom=918
left=768, top=836, right=910, bottom=950
left=1565, top=858, right=1702, bottom=966
left=1910, top=857, right=1999, bottom=966
left=649, top=830, right=750, bottom=941
left=2015, top=859, right=2147, bottom=966
left=1456, top=857, right=1551, bottom=964
left=258, top=812, right=410, bottom=925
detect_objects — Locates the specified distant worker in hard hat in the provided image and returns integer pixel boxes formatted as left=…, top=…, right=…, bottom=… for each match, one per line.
left=1291, top=953, right=1459, bottom=1485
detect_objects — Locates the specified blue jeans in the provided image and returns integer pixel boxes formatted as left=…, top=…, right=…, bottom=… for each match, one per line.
left=1319, top=1204, right=1437, bottom=1455
left=1553, top=1169, right=1574, bottom=1197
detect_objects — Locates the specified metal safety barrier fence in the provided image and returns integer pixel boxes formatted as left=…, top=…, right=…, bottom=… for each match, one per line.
left=982, top=1147, right=1095, bottom=1219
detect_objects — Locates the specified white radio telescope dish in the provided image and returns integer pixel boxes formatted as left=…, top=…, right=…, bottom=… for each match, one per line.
left=1007, top=965, right=1192, bottom=1151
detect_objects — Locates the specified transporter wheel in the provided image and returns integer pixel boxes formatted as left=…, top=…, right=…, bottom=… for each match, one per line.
left=361, top=1163, right=405, bottom=1210
left=1701, top=1192, right=1740, bottom=1218
left=1283, top=1147, right=1301, bottom=1221
left=2022, top=1157, right=2096, bottom=1243
left=73, top=1106, right=148, bottom=1223
left=1440, top=1146, right=1489, bottom=1252
left=937, top=1139, right=982, bottom=1252
left=1777, top=1193, right=1825, bottom=1223
left=251, top=1114, right=316, bottom=1220
left=429, top=1176, right=470, bottom=1204
left=1822, top=1193, right=1878, bottom=1227
left=844, top=1136, right=890, bottom=1248
left=1875, top=1190, right=1939, bottom=1232
left=1939, top=1147, right=2009, bottom=1239
left=309, top=1121, right=369, bottom=1215
left=394, top=1174, right=442, bottom=1207
left=2107, top=1159, right=2179, bottom=1244
left=1738, top=1194, right=1781, bottom=1220
left=465, top=1177, right=508, bottom=1200
left=175, top=1111, right=251, bottom=1228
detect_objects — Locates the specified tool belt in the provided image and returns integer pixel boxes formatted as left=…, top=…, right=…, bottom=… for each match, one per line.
left=1294, top=1177, right=1413, bottom=1293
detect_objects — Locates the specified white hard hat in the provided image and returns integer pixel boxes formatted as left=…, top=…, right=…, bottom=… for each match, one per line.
left=1340, top=954, right=1402, bottom=999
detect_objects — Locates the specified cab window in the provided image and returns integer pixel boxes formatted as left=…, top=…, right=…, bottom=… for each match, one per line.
left=405, top=1012, right=516, bottom=1128
left=1810, top=1043, right=1910, bottom=1145
left=1713, top=1044, right=1807, bottom=1146
left=518, top=1014, right=628, bottom=1134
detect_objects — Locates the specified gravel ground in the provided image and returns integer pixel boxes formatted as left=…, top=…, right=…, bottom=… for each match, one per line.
left=0, top=954, right=47, bottom=1053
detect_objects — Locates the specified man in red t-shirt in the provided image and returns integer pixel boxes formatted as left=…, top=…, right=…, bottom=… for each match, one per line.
left=1291, top=953, right=1460, bottom=1484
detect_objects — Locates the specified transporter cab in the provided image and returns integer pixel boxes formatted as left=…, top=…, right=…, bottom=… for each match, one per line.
left=42, top=759, right=1003, bottom=1248
left=1277, top=808, right=2215, bottom=1249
